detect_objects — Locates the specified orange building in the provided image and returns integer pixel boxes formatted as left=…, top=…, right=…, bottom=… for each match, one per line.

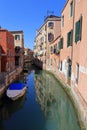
left=71, top=0, right=87, bottom=102
left=56, top=0, right=74, bottom=84
left=0, top=29, right=15, bottom=72
left=51, top=0, right=87, bottom=103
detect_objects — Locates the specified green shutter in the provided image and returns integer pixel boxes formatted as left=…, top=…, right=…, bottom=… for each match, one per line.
left=75, top=15, right=82, bottom=43
left=75, top=21, right=79, bottom=43
left=67, top=33, right=69, bottom=47
left=70, top=29, right=73, bottom=46
left=59, top=38, right=63, bottom=50
left=67, top=32, right=71, bottom=47
left=61, top=38, right=63, bottom=49
left=67, top=30, right=73, bottom=47
left=58, top=41, right=60, bottom=50
left=79, top=15, right=82, bottom=40
left=70, top=1, right=73, bottom=17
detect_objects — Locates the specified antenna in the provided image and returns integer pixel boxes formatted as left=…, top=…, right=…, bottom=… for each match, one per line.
left=44, top=10, right=54, bottom=21
left=47, top=10, right=54, bottom=16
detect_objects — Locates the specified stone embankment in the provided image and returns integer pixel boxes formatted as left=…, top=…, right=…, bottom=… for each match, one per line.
left=0, top=67, right=22, bottom=96
left=47, top=69, right=87, bottom=130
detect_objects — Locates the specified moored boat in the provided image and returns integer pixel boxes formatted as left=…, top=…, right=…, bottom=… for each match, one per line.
left=6, top=83, right=27, bottom=101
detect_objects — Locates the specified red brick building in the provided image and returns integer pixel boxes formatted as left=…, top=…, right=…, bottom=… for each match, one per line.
left=0, top=46, right=1, bottom=73
left=0, top=29, right=15, bottom=72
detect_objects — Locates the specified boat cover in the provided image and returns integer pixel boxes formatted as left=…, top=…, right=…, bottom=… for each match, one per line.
left=8, top=83, right=26, bottom=90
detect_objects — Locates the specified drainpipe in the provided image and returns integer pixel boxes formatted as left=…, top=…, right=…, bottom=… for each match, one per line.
left=71, top=0, right=75, bottom=78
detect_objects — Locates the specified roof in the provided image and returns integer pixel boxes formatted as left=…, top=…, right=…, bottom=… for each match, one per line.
left=10, top=30, right=23, bottom=34
left=44, top=15, right=60, bottom=21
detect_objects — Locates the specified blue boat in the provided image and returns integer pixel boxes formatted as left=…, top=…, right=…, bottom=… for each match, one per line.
left=6, top=83, right=27, bottom=101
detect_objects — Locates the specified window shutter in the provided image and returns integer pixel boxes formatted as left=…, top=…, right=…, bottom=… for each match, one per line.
left=79, top=15, right=82, bottom=40
left=75, top=15, right=82, bottom=43
left=59, top=41, right=61, bottom=50
left=61, top=38, right=63, bottom=49
left=67, top=33, right=69, bottom=47
left=70, top=29, right=73, bottom=46
left=67, top=29, right=73, bottom=47
left=75, top=21, right=79, bottom=43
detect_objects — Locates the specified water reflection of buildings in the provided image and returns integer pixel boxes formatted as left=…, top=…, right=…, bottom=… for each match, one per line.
left=34, top=72, right=58, bottom=118
left=34, top=71, right=80, bottom=130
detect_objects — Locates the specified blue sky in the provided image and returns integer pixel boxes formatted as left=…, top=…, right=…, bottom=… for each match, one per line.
left=0, top=0, right=66, bottom=50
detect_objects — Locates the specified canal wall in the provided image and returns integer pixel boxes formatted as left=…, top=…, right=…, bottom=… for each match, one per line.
left=46, top=69, right=87, bottom=130
left=0, top=67, right=22, bottom=97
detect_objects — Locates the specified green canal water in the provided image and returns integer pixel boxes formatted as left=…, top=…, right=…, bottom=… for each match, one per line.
left=0, top=66, right=81, bottom=130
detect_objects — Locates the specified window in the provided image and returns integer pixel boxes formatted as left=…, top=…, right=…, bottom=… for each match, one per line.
left=54, top=44, right=57, bottom=53
left=59, top=38, right=63, bottom=49
left=48, top=33, right=54, bottom=42
left=60, top=61, right=62, bottom=71
left=15, top=46, right=21, bottom=53
left=61, top=15, right=64, bottom=27
left=40, top=37, right=44, bottom=44
left=67, top=59, right=72, bottom=78
left=75, top=15, right=82, bottom=43
left=15, top=35, right=20, bottom=40
left=76, top=63, right=79, bottom=84
left=50, top=46, right=53, bottom=54
left=70, top=1, right=73, bottom=17
left=67, top=29, right=73, bottom=47
left=58, top=59, right=60, bottom=70
left=48, top=22, right=54, bottom=29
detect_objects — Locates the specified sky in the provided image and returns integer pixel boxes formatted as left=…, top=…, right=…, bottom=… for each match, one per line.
left=0, top=0, right=66, bottom=50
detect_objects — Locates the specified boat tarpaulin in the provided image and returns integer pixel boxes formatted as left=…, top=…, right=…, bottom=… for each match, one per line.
left=8, top=83, right=26, bottom=90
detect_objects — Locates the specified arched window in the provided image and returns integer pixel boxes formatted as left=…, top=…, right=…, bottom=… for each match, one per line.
left=48, top=33, right=54, bottom=42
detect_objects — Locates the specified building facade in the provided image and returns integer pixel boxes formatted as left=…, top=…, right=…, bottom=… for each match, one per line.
left=45, top=15, right=61, bottom=70
left=49, top=36, right=61, bottom=73
left=10, top=31, right=24, bottom=67
left=0, top=46, right=1, bottom=73
left=71, top=0, right=87, bottom=102
left=50, top=0, right=87, bottom=103
left=0, top=29, right=15, bottom=73
left=57, top=0, right=74, bottom=85
left=34, top=15, right=61, bottom=69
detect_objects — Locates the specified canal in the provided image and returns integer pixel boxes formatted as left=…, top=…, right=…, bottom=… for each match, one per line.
left=0, top=64, right=81, bottom=130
